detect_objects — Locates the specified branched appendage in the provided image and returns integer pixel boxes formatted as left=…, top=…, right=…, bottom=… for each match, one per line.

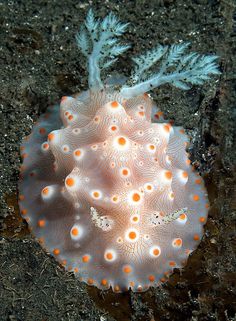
left=76, top=9, right=130, bottom=90
left=90, top=207, right=114, bottom=231
left=76, top=11, right=220, bottom=97
left=130, top=44, right=168, bottom=83
left=120, top=42, right=221, bottom=98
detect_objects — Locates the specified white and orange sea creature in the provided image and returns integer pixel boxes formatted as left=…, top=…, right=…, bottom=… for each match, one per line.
left=19, top=10, right=220, bottom=292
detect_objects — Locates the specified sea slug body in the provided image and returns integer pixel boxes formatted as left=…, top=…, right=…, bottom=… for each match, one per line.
left=18, top=10, right=220, bottom=292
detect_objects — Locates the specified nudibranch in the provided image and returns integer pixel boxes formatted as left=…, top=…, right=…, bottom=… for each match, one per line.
left=18, top=10, right=220, bottom=292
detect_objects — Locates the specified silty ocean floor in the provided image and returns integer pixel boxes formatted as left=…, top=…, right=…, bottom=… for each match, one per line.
left=0, top=1, right=235, bottom=321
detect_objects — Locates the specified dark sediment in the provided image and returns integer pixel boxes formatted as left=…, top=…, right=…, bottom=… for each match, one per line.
left=0, top=1, right=235, bottom=320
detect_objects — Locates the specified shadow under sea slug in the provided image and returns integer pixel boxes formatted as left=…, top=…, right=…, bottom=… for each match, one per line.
left=18, top=9, right=220, bottom=292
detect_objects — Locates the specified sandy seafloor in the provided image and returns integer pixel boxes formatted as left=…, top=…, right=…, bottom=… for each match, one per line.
left=0, top=0, right=235, bottom=320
